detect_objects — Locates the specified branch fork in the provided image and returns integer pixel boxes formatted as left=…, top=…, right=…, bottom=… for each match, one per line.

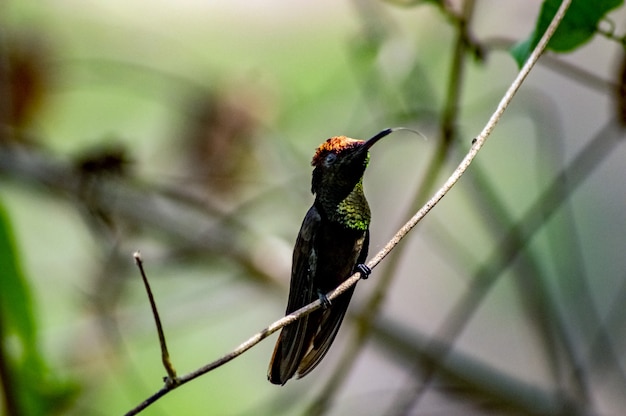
left=125, top=1, right=571, bottom=414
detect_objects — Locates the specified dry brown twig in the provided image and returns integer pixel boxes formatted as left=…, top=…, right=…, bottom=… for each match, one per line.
left=124, top=1, right=572, bottom=414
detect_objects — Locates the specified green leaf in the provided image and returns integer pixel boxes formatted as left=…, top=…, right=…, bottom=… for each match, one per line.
left=0, top=201, right=77, bottom=415
left=511, top=0, right=623, bottom=67
left=0, top=208, right=36, bottom=350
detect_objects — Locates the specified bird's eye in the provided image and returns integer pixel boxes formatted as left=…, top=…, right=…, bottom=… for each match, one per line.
left=325, top=153, right=337, bottom=165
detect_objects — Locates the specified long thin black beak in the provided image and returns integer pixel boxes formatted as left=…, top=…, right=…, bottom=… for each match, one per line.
left=363, top=128, right=394, bottom=151
left=362, top=126, right=426, bottom=152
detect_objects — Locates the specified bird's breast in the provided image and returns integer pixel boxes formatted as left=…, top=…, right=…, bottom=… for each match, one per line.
left=314, top=223, right=367, bottom=292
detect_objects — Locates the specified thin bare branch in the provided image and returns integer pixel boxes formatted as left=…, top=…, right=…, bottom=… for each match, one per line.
left=133, top=251, right=177, bottom=383
left=124, top=1, right=571, bottom=414
left=124, top=289, right=332, bottom=416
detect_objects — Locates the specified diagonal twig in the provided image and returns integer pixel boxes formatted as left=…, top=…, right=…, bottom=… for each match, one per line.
left=124, top=1, right=571, bottom=414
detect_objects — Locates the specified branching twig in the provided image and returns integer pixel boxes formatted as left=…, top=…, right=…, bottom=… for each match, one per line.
left=125, top=1, right=570, bottom=414
left=124, top=285, right=332, bottom=416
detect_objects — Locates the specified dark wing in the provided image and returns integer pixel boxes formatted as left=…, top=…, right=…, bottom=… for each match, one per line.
left=296, top=229, right=369, bottom=378
left=268, top=205, right=321, bottom=385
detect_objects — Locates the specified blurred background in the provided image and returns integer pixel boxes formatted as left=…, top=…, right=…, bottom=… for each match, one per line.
left=1, top=0, right=626, bottom=415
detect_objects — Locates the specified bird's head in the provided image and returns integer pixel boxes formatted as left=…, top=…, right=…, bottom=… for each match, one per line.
left=310, top=129, right=393, bottom=198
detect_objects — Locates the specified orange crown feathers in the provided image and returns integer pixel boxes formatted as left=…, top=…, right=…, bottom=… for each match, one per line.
left=311, top=136, right=364, bottom=166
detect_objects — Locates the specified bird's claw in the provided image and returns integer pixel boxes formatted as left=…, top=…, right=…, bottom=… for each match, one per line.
left=356, top=263, right=371, bottom=279
left=317, top=290, right=332, bottom=309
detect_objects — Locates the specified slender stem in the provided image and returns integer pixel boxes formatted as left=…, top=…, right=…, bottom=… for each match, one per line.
left=133, top=252, right=177, bottom=383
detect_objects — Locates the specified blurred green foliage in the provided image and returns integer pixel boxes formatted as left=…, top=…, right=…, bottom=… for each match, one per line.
left=0, top=201, right=77, bottom=415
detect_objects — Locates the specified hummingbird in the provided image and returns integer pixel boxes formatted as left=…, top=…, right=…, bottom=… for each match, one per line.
left=268, top=128, right=397, bottom=385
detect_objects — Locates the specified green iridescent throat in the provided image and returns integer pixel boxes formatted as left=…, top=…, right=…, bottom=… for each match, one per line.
left=330, top=180, right=371, bottom=230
